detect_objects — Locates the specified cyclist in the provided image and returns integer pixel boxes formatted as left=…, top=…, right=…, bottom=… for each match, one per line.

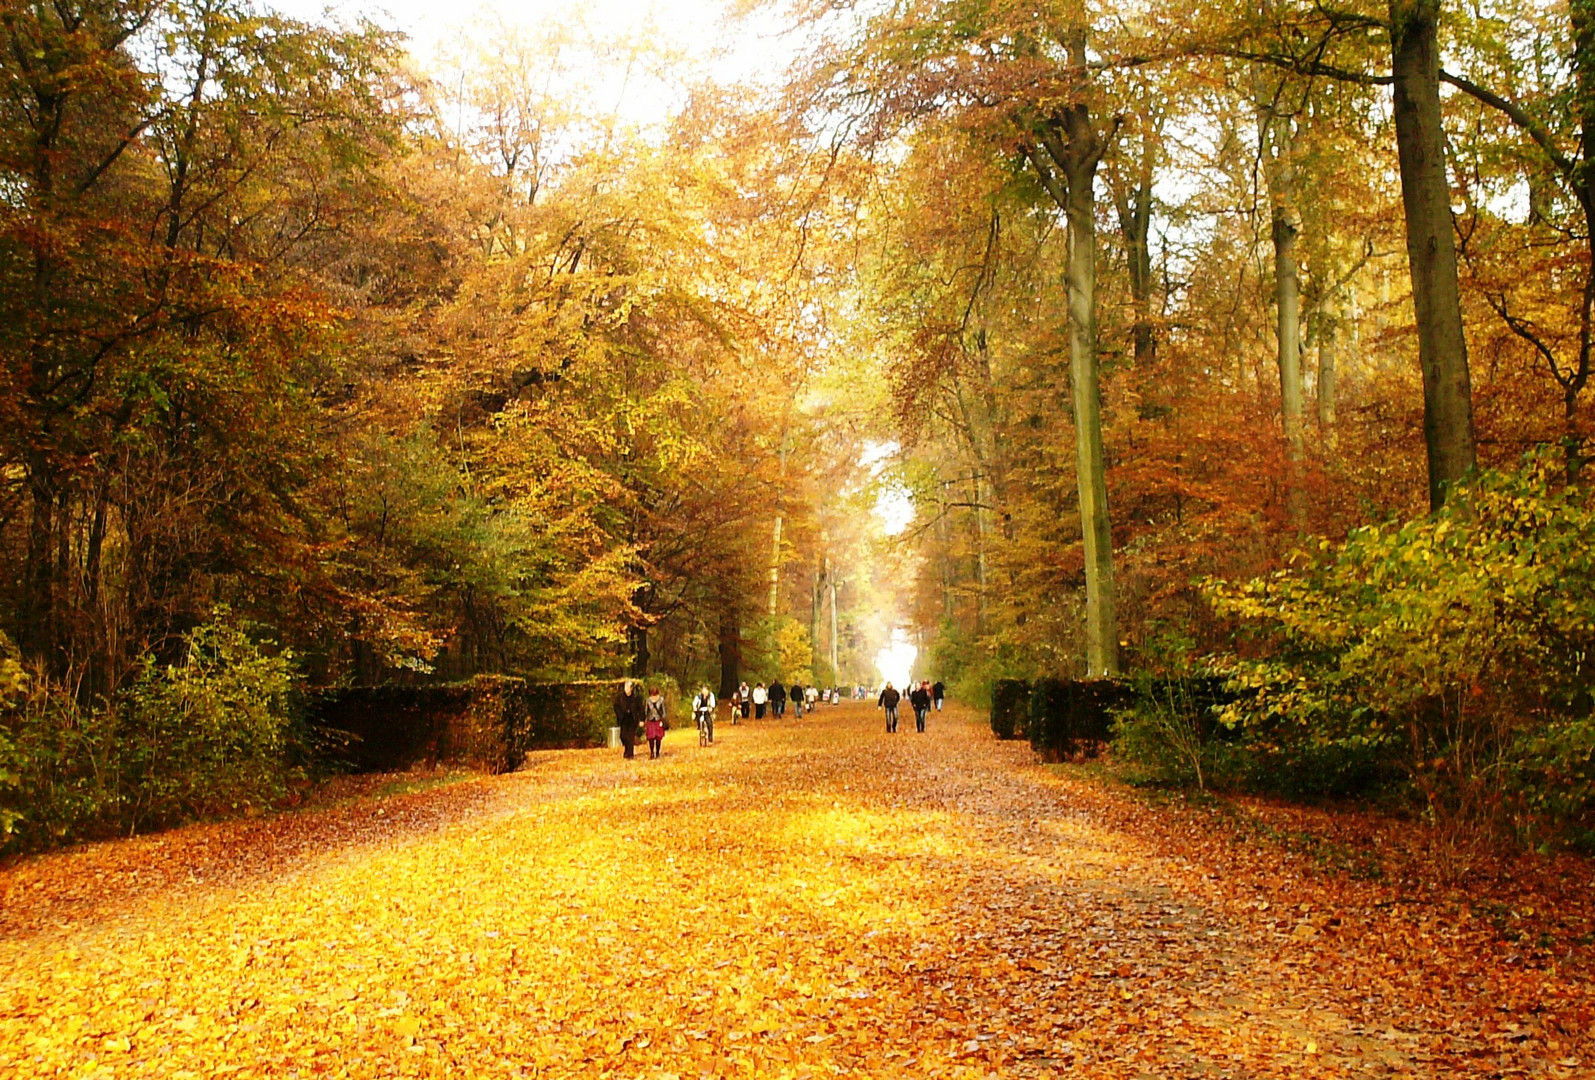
left=692, top=685, right=716, bottom=745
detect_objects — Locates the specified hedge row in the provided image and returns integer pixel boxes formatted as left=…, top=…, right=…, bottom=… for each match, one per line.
left=308, top=676, right=623, bottom=774
left=990, top=676, right=1239, bottom=761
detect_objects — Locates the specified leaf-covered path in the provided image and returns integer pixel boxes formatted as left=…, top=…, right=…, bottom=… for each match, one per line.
left=2, top=704, right=1589, bottom=1079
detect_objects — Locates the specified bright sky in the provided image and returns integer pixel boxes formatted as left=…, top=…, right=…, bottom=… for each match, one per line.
left=874, top=628, right=917, bottom=690
left=270, top=0, right=798, bottom=125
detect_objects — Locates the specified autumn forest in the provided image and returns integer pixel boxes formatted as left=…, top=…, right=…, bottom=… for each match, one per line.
left=2, top=0, right=1595, bottom=1074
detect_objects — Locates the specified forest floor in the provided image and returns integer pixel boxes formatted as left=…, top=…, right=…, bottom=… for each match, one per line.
left=1, top=702, right=1591, bottom=1079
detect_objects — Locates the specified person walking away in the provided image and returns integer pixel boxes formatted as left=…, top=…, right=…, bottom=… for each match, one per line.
left=613, top=679, right=646, bottom=759
left=769, top=681, right=787, bottom=718
left=791, top=682, right=805, bottom=719
left=932, top=680, right=946, bottom=711
left=644, top=686, right=668, bottom=758
left=738, top=681, right=751, bottom=721
left=693, top=685, right=716, bottom=744
left=806, top=685, right=819, bottom=713
left=752, top=682, right=768, bottom=719
left=909, top=681, right=932, bottom=733
left=878, top=682, right=901, bottom=733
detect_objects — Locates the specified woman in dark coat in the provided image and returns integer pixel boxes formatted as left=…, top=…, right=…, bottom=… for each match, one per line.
left=613, top=679, right=646, bottom=759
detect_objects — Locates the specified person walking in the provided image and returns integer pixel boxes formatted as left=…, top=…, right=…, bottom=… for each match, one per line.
left=909, top=681, right=932, bottom=733
left=790, top=681, right=805, bottom=719
left=645, top=686, right=668, bottom=759
left=878, top=682, right=901, bottom=733
left=932, top=680, right=946, bottom=711
left=752, top=681, right=768, bottom=719
left=806, top=685, right=819, bottom=712
left=692, top=685, right=716, bottom=745
left=769, top=681, right=787, bottom=718
left=738, top=682, right=751, bottom=722
left=613, top=679, right=646, bottom=759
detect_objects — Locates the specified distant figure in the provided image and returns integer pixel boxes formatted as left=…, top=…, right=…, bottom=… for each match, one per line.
left=645, top=686, right=668, bottom=758
left=692, top=685, right=716, bottom=744
left=932, top=680, right=946, bottom=711
left=728, top=689, right=742, bottom=725
left=806, top=685, right=819, bottom=712
left=791, top=681, right=806, bottom=719
left=613, top=679, right=646, bottom=759
left=909, top=681, right=932, bottom=733
left=752, top=682, right=768, bottom=719
left=738, top=681, right=751, bottom=721
left=878, top=682, right=901, bottom=733
left=769, top=680, right=787, bottom=718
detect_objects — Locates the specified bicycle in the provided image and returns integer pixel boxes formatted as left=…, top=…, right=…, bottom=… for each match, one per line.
left=695, top=707, right=714, bottom=746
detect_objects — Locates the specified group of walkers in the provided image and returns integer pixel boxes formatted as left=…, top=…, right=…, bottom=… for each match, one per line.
left=876, top=679, right=944, bottom=733
left=613, top=674, right=948, bottom=759
left=729, top=679, right=827, bottom=721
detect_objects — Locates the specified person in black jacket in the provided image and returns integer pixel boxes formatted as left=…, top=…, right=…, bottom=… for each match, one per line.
left=909, top=681, right=932, bottom=733
left=932, top=680, right=946, bottom=711
left=878, top=683, right=901, bottom=733
left=769, top=681, right=787, bottom=718
left=612, top=679, right=646, bottom=759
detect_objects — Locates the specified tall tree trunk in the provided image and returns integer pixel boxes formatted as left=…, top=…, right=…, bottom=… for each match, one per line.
left=1110, top=122, right=1159, bottom=367
left=1317, top=299, right=1340, bottom=448
left=972, top=474, right=989, bottom=636
left=768, top=420, right=790, bottom=618
left=1389, top=0, right=1477, bottom=509
left=1063, top=129, right=1119, bottom=677
left=1568, top=0, right=1595, bottom=475
left=829, top=576, right=839, bottom=678
left=1266, top=113, right=1306, bottom=524
left=810, top=563, right=824, bottom=673
left=1026, top=34, right=1119, bottom=677
left=768, top=510, right=784, bottom=618
left=22, top=453, right=57, bottom=662
left=627, top=624, right=650, bottom=677
left=718, top=605, right=740, bottom=699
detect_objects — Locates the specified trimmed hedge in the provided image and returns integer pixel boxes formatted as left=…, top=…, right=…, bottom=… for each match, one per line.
left=309, top=676, right=621, bottom=774
left=1028, top=678, right=1137, bottom=761
left=990, top=679, right=1032, bottom=740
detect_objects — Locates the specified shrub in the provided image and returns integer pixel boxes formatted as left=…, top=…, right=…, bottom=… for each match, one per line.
left=990, top=679, right=1031, bottom=740
left=1, top=615, right=299, bottom=852
left=1508, top=717, right=1595, bottom=852
left=119, top=616, right=298, bottom=831
left=1028, top=678, right=1135, bottom=761
left=310, top=677, right=620, bottom=773
left=1206, top=450, right=1595, bottom=837
left=1112, top=677, right=1219, bottom=789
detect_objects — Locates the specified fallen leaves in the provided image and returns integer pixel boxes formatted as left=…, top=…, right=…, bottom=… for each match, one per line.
left=0, top=704, right=1589, bottom=1078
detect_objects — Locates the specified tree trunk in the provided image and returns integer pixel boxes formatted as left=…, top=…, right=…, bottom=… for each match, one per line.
left=628, top=624, right=650, bottom=677
left=22, top=453, right=57, bottom=662
left=1316, top=300, right=1340, bottom=448
left=810, top=564, right=823, bottom=672
left=1268, top=121, right=1306, bottom=525
left=1390, top=0, right=1477, bottom=509
left=1064, top=137, right=1119, bottom=677
left=1110, top=126, right=1158, bottom=367
left=717, top=606, right=740, bottom=699
left=972, top=473, right=989, bottom=636
left=768, top=510, right=784, bottom=618
left=829, top=576, right=839, bottom=678
left=768, top=421, right=790, bottom=618
left=1025, top=34, right=1119, bottom=677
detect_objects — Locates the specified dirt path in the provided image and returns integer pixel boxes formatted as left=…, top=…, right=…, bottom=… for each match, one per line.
left=0, top=703, right=1587, bottom=1078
